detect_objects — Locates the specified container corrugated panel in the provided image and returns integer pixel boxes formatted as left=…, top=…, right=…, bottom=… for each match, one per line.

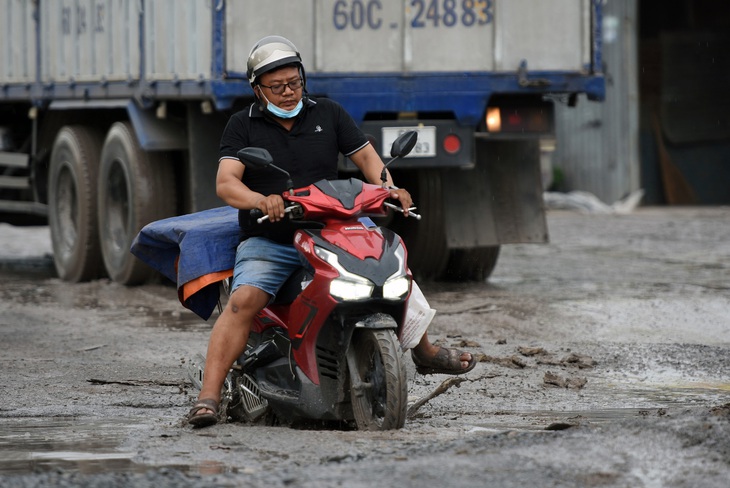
left=226, top=0, right=590, bottom=75
left=0, top=0, right=36, bottom=84
left=225, top=0, right=316, bottom=76
left=38, top=0, right=141, bottom=83
left=144, top=0, right=213, bottom=81
left=494, top=0, right=591, bottom=71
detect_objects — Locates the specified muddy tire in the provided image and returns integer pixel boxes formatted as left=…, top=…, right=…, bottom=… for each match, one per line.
left=441, top=245, right=501, bottom=282
left=48, top=125, right=105, bottom=282
left=349, top=328, right=407, bottom=430
left=98, top=122, right=176, bottom=285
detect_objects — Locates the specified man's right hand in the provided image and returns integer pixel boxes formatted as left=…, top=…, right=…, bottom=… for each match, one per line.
left=255, top=194, right=286, bottom=222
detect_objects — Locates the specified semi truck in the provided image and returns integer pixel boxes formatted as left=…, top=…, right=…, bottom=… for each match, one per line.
left=0, top=0, right=604, bottom=284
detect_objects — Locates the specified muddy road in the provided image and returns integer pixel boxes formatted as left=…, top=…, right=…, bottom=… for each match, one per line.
left=1, top=207, right=729, bottom=487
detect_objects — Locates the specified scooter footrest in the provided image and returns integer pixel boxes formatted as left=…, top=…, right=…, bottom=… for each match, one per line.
left=257, top=381, right=299, bottom=402
left=238, top=373, right=268, bottom=422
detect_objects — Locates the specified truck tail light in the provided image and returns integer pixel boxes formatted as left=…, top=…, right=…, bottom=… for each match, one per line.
left=486, top=107, right=502, bottom=132
left=483, top=97, right=554, bottom=135
left=443, top=134, right=461, bottom=154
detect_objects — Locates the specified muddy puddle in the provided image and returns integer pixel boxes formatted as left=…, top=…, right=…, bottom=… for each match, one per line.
left=0, top=418, right=138, bottom=475
left=468, top=396, right=728, bottom=433
left=0, top=417, right=237, bottom=476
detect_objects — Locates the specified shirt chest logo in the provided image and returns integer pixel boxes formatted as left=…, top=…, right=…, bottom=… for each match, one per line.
left=315, top=125, right=323, bottom=133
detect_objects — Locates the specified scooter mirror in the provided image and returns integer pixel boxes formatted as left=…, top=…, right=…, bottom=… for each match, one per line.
left=390, top=130, right=418, bottom=158
left=237, top=147, right=273, bottom=169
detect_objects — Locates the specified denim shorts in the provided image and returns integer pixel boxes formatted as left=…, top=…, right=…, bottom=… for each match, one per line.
left=230, top=237, right=303, bottom=298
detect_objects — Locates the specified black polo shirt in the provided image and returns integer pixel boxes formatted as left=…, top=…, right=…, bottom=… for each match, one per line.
left=219, top=96, right=369, bottom=243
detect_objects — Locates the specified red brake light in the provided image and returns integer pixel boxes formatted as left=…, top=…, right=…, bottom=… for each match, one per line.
left=443, top=134, right=461, bottom=154
left=507, top=113, right=522, bottom=127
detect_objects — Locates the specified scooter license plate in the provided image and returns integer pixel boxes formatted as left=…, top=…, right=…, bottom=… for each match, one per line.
left=381, top=126, right=437, bottom=158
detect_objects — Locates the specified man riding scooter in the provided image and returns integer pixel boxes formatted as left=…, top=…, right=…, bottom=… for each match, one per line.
left=189, top=36, right=476, bottom=427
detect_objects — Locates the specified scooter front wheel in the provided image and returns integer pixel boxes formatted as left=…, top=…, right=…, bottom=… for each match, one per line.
left=348, top=328, right=407, bottom=430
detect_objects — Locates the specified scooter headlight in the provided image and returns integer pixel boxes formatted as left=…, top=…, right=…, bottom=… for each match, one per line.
left=383, top=275, right=410, bottom=299
left=329, top=279, right=374, bottom=301
left=383, top=244, right=410, bottom=299
left=314, top=247, right=374, bottom=300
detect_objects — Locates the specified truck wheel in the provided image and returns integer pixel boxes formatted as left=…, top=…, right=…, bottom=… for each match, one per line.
left=441, top=246, right=501, bottom=282
left=389, top=169, right=449, bottom=280
left=98, top=122, right=176, bottom=285
left=48, top=126, right=105, bottom=282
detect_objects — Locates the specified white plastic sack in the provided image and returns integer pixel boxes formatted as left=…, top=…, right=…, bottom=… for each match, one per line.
left=399, top=281, right=436, bottom=350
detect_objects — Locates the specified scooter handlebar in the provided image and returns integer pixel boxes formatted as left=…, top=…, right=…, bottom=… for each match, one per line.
left=250, top=198, right=421, bottom=223
left=251, top=205, right=299, bottom=224
left=250, top=208, right=264, bottom=220
left=383, top=202, right=422, bottom=220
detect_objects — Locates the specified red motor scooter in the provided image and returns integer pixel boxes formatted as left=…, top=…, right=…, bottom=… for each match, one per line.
left=190, top=131, right=421, bottom=430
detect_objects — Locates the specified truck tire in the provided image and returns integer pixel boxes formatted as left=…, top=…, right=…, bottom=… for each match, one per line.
left=441, top=246, right=501, bottom=282
left=389, top=169, right=449, bottom=280
left=48, top=126, right=105, bottom=282
left=98, top=122, right=176, bottom=285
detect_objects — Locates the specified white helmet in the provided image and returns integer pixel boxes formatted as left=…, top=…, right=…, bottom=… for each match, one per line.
left=246, top=36, right=304, bottom=87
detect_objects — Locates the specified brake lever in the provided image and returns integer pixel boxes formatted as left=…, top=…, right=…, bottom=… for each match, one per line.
left=253, top=205, right=299, bottom=224
left=384, top=202, right=422, bottom=220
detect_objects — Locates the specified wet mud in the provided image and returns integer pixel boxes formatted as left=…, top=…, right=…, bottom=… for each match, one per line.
left=0, top=208, right=728, bottom=487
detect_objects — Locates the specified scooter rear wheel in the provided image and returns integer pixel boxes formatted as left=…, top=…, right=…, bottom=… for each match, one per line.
left=349, top=329, right=407, bottom=430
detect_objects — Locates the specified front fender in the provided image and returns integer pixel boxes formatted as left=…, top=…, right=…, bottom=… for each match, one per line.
left=355, top=313, right=397, bottom=330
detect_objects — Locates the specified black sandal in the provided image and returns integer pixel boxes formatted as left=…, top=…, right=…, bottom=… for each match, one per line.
left=187, top=398, right=219, bottom=428
left=412, top=346, right=477, bottom=375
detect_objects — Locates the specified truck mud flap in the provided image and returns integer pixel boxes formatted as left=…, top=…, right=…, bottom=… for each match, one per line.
left=442, top=138, right=548, bottom=247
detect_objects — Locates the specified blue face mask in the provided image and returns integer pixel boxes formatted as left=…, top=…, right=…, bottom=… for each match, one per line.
left=260, top=91, right=303, bottom=119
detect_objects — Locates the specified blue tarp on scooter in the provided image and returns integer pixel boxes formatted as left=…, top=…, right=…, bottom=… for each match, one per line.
left=130, top=206, right=240, bottom=320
